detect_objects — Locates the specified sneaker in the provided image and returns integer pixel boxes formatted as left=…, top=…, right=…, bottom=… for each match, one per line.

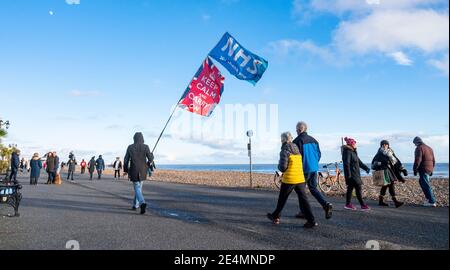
left=423, top=202, right=437, bottom=207
left=140, top=203, right=147, bottom=214
left=295, top=213, right=306, bottom=219
left=360, top=205, right=371, bottom=211
left=303, top=221, right=318, bottom=229
left=267, top=213, right=280, bottom=225
left=324, top=203, right=333, bottom=219
left=344, top=204, right=357, bottom=210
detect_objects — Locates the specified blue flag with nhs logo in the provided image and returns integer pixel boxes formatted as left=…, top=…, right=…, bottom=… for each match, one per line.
left=209, top=32, right=268, bottom=85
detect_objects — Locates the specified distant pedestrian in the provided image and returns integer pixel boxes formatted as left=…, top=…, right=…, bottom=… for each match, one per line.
left=53, top=151, right=60, bottom=183
left=29, top=153, right=42, bottom=185
left=371, top=140, right=406, bottom=208
left=267, top=132, right=317, bottom=228
left=46, top=152, right=57, bottom=184
left=67, top=156, right=77, bottom=181
left=124, top=132, right=154, bottom=215
left=113, top=157, right=122, bottom=179
left=293, top=121, right=332, bottom=219
left=342, top=137, right=371, bottom=211
left=9, top=150, right=20, bottom=183
left=88, top=157, right=96, bottom=180
left=96, top=155, right=105, bottom=179
left=80, top=159, right=87, bottom=174
left=413, top=137, right=437, bottom=207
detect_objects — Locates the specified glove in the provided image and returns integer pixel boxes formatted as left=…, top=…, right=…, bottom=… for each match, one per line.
left=402, top=169, right=408, bottom=176
left=414, top=171, right=418, bottom=176
left=430, top=172, right=433, bottom=177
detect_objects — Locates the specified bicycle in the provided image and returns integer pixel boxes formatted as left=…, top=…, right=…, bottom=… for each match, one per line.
left=318, top=162, right=346, bottom=194
left=273, top=171, right=282, bottom=190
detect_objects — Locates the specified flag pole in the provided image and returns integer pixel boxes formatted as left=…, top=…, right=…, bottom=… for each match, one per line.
left=152, top=102, right=180, bottom=153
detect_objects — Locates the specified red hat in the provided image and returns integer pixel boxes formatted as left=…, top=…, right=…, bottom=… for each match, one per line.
left=344, top=137, right=357, bottom=146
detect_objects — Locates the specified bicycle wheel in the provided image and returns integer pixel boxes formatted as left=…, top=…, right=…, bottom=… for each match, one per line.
left=273, top=174, right=281, bottom=190
left=338, top=175, right=347, bottom=191
left=318, top=175, right=332, bottom=194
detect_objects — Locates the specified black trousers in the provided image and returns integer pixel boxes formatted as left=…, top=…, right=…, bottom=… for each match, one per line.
left=272, top=182, right=315, bottom=223
left=380, top=182, right=396, bottom=197
left=67, top=170, right=74, bottom=180
left=114, top=170, right=121, bottom=178
left=346, top=183, right=365, bottom=206
left=81, top=167, right=85, bottom=174
left=9, top=169, right=18, bottom=182
left=30, top=177, right=39, bottom=185
left=89, top=171, right=94, bottom=180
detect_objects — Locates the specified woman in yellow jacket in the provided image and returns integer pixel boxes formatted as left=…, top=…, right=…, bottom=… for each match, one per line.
left=267, top=132, right=317, bottom=228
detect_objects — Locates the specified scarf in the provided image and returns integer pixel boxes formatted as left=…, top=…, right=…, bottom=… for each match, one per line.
left=381, top=147, right=397, bottom=165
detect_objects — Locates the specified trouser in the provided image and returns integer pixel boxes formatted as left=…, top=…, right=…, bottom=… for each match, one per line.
left=272, top=182, right=315, bottom=223
left=89, top=171, right=94, bottom=180
left=67, top=170, right=74, bottom=180
left=380, top=182, right=396, bottom=197
left=81, top=167, right=85, bottom=174
left=346, top=182, right=365, bottom=206
left=305, top=171, right=328, bottom=207
left=132, top=181, right=146, bottom=208
left=114, top=170, right=121, bottom=178
left=419, top=172, right=436, bottom=204
left=47, top=172, right=55, bottom=184
left=9, top=169, right=18, bottom=182
left=30, top=177, right=39, bottom=185
left=97, top=170, right=103, bottom=179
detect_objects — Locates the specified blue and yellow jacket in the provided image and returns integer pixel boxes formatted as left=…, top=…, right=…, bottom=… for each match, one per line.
left=278, top=142, right=305, bottom=184
left=293, top=132, right=321, bottom=173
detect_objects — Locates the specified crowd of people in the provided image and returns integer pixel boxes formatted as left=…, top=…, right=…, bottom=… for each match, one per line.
left=267, top=121, right=438, bottom=228
left=6, top=124, right=438, bottom=222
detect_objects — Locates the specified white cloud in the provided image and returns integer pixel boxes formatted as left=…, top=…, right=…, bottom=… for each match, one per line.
left=65, top=0, right=80, bottom=5
left=287, top=1, right=449, bottom=73
left=267, top=39, right=337, bottom=65
left=69, top=90, right=102, bottom=97
left=388, top=51, right=413, bottom=66
left=202, top=14, right=211, bottom=22
left=428, top=53, right=449, bottom=76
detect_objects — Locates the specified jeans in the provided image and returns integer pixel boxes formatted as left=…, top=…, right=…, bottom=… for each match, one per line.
left=419, top=172, right=436, bottom=204
left=346, top=183, right=365, bottom=206
left=305, top=172, right=328, bottom=207
left=9, top=169, right=18, bottom=182
left=47, top=171, right=55, bottom=184
left=272, top=182, right=315, bottom=223
left=97, top=170, right=103, bottom=179
left=133, top=181, right=146, bottom=208
left=67, top=170, right=74, bottom=180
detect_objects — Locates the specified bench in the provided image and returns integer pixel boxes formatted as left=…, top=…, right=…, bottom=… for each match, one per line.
left=0, top=171, right=22, bottom=217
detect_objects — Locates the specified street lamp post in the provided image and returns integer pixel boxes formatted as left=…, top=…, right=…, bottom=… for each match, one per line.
left=246, top=130, right=253, bottom=188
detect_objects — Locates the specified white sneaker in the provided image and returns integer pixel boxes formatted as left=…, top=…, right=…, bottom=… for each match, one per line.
left=423, top=202, right=437, bottom=207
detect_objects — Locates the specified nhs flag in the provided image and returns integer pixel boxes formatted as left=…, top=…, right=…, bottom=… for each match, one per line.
left=209, top=32, right=268, bottom=85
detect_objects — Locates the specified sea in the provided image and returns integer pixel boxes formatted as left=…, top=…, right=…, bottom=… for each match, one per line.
left=157, top=163, right=449, bottom=178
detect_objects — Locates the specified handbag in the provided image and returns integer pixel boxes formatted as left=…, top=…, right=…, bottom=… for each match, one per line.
left=372, top=170, right=390, bottom=186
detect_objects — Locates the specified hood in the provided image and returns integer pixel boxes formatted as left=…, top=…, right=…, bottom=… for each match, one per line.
left=134, top=132, right=145, bottom=144
left=342, top=145, right=355, bottom=152
left=413, top=136, right=423, bottom=145
left=281, top=142, right=300, bottom=155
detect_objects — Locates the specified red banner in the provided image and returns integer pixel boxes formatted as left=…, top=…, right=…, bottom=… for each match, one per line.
left=178, top=57, right=225, bottom=117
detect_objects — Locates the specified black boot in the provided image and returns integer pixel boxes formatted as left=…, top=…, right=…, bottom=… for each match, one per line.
left=379, top=195, right=389, bottom=207
left=392, top=197, right=404, bottom=208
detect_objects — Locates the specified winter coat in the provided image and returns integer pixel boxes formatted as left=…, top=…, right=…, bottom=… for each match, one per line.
left=293, top=132, right=321, bottom=173
left=95, top=158, right=105, bottom=171
left=88, top=158, right=96, bottom=173
left=11, top=152, right=20, bottom=171
left=124, top=132, right=154, bottom=182
left=371, top=148, right=406, bottom=183
left=29, top=157, right=42, bottom=178
left=67, top=159, right=77, bottom=172
left=113, top=160, right=123, bottom=170
left=46, top=156, right=56, bottom=173
left=278, top=142, right=305, bottom=184
left=414, top=142, right=435, bottom=175
left=80, top=160, right=86, bottom=168
left=342, top=145, right=370, bottom=186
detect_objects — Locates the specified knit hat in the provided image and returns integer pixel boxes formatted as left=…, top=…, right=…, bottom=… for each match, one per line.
left=344, top=137, right=357, bottom=146
left=413, top=136, right=423, bottom=145
left=33, top=153, right=39, bottom=158
left=380, top=140, right=390, bottom=147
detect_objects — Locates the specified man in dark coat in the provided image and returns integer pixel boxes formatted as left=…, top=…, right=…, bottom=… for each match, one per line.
left=88, top=157, right=96, bottom=180
left=124, top=132, right=154, bottom=214
left=9, top=150, right=20, bottom=183
left=67, top=157, right=77, bottom=181
left=413, top=136, right=437, bottom=207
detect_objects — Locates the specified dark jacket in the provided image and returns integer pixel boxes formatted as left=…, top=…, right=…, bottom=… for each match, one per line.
left=95, top=158, right=105, bottom=171
left=88, top=158, right=96, bottom=173
left=414, top=142, right=435, bottom=175
left=342, top=145, right=370, bottom=185
left=29, top=158, right=42, bottom=178
left=113, top=160, right=123, bottom=170
left=278, top=142, right=301, bottom=172
left=371, top=148, right=406, bottom=183
left=293, top=132, right=321, bottom=173
left=46, top=156, right=56, bottom=173
left=124, top=132, right=154, bottom=182
left=54, top=156, right=60, bottom=170
left=11, top=152, right=20, bottom=171
left=67, top=158, right=77, bottom=172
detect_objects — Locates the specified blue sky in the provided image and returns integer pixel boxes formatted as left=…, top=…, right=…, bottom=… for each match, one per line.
left=0, top=0, right=448, bottom=165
